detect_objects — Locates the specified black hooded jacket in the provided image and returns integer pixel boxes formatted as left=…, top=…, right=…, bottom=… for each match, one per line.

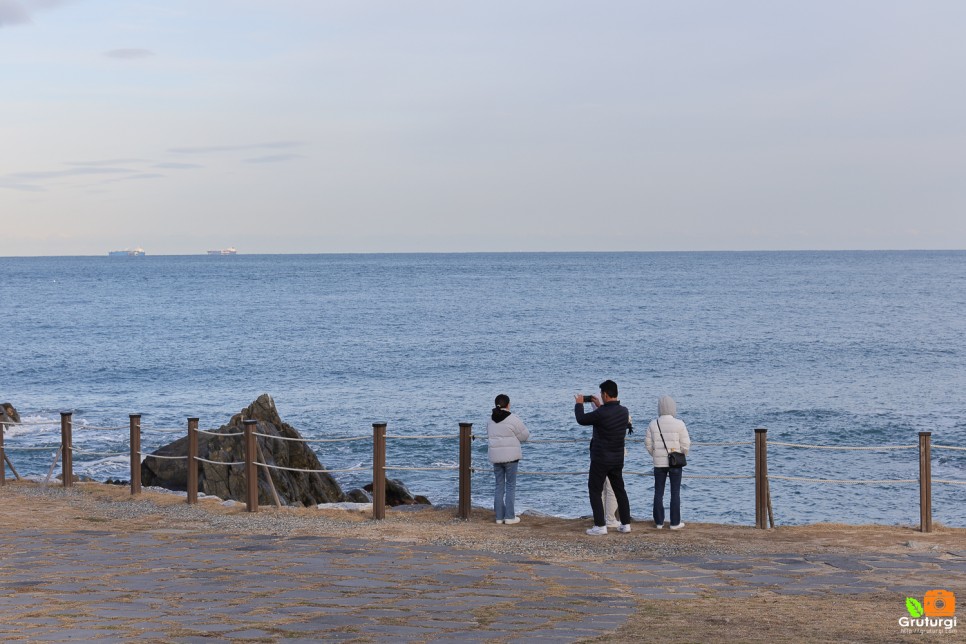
left=574, top=400, right=630, bottom=464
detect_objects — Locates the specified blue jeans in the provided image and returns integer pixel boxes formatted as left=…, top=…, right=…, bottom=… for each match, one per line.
left=653, top=467, right=683, bottom=527
left=493, top=461, right=519, bottom=521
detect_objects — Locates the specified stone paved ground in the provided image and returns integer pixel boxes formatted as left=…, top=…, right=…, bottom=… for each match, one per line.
left=1, top=525, right=964, bottom=642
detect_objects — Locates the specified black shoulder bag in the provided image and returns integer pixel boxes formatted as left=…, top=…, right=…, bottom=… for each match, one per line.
left=656, top=418, right=687, bottom=468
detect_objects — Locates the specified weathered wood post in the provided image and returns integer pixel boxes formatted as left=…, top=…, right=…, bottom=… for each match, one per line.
left=60, top=412, right=73, bottom=488
left=244, top=419, right=258, bottom=513
left=129, top=414, right=142, bottom=495
left=755, top=427, right=768, bottom=529
left=372, top=423, right=387, bottom=520
left=0, top=420, right=5, bottom=486
left=186, top=418, right=199, bottom=505
left=458, top=422, right=473, bottom=520
left=919, top=431, right=932, bottom=533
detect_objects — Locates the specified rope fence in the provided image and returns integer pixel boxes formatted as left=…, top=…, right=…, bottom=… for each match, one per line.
left=2, top=413, right=963, bottom=531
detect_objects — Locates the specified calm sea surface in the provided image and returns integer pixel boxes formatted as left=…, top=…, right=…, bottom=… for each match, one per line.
left=1, top=252, right=964, bottom=526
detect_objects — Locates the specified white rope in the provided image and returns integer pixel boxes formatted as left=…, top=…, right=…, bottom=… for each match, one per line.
left=769, top=441, right=917, bottom=451
left=769, top=475, right=918, bottom=484
left=255, top=462, right=369, bottom=474
left=138, top=452, right=188, bottom=460
left=196, top=428, right=244, bottom=437
left=193, top=456, right=245, bottom=466
left=253, top=432, right=370, bottom=444
left=691, top=441, right=754, bottom=446
left=141, top=427, right=189, bottom=434
left=933, top=445, right=966, bottom=452
left=70, top=447, right=128, bottom=457
left=934, top=479, right=966, bottom=485
left=2, top=446, right=61, bottom=452
left=384, top=465, right=459, bottom=471
left=73, top=425, right=126, bottom=431
left=528, top=439, right=588, bottom=444
left=1, top=420, right=61, bottom=427
left=624, top=470, right=753, bottom=479
left=519, top=470, right=585, bottom=476
left=385, top=434, right=459, bottom=440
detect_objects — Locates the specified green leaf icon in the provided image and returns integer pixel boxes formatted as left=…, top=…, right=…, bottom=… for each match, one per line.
left=906, top=597, right=924, bottom=618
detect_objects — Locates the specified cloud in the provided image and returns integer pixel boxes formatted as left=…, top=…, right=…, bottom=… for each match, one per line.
left=105, top=48, right=155, bottom=60
left=243, top=154, right=303, bottom=164
left=168, top=141, right=302, bottom=155
left=67, top=158, right=147, bottom=166
left=0, top=0, right=72, bottom=28
left=11, top=166, right=130, bottom=180
left=101, top=173, right=165, bottom=183
left=0, top=179, right=44, bottom=192
left=153, top=162, right=203, bottom=170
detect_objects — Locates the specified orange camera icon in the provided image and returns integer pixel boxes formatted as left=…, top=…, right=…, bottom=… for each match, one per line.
left=924, top=589, right=956, bottom=617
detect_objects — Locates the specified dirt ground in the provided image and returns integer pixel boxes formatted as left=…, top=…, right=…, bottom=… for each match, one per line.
left=1, top=481, right=963, bottom=643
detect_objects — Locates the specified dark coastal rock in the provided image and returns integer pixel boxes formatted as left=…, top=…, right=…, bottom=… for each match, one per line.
left=1, top=403, right=21, bottom=424
left=141, top=394, right=344, bottom=507
left=344, top=487, right=373, bottom=503
left=364, top=477, right=432, bottom=507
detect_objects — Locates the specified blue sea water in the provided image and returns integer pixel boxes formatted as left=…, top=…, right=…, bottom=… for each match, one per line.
left=1, top=251, right=964, bottom=526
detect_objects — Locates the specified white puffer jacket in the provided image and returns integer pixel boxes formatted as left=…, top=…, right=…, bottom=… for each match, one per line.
left=487, top=412, right=530, bottom=464
left=645, top=415, right=691, bottom=468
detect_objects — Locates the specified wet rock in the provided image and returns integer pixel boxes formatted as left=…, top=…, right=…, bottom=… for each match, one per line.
left=1, top=403, right=21, bottom=425
left=364, top=477, right=432, bottom=507
left=344, top=488, right=372, bottom=503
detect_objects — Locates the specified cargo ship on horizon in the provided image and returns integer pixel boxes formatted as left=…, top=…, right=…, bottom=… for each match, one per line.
left=108, top=247, right=145, bottom=257
left=207, top=247, right=237, bottom=255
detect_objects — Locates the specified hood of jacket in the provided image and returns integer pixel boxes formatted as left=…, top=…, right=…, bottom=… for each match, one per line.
left=491, top=407, right=511, bottom=423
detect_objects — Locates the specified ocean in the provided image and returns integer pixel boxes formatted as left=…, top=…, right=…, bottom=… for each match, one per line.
left=2, top=251, right=964, bottom=526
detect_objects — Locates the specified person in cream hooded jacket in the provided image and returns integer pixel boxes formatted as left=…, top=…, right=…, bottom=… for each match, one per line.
left=487, top=394, right=530, bottom=525
left=645, top=395, right=691, bottom=529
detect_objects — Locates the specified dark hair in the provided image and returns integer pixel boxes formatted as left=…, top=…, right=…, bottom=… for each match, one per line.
left=494, top=394, right=510, bottom=409
left=599, top=380, right=618, bottom=398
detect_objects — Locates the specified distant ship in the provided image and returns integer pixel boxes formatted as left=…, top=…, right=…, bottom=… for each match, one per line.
left=108, top=247, right=145, bottom=257
left=207, top=247, right=237, bottom=256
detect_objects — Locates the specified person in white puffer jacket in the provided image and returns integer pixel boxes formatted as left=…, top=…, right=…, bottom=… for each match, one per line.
left=487, top=394, right=530, bottom=525
left=645, top=395, right=691, bottom=530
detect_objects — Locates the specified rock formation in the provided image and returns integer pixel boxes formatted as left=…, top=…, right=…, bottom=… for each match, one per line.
left=141, top=394, right=344, bottom=506
left=1, top=403, right=21, bottom=425
left=364, top=477, right=432, bottom=506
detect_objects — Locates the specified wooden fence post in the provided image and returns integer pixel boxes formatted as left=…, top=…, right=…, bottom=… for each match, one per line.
left=458, top=423, right=473, bottom=521
left=755, top=427, right=768, bottom=529
left=244, top=420, right=258, bottom=513
left=129, top=414, right=142, bottom=495
left=187, top=418, right=199, bottom=505
left=919, top=431, right=932, bottom=533
left=372, top=423, right=386, bottom=520
left=60, top=412, right=73, bottom=488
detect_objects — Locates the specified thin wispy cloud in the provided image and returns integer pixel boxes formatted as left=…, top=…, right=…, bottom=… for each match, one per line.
left=11, top=166, right=131, bottom=180
left=105, top=48, right=155, bottom=60
left=168, top=141, right=302, bottom=155
left=0, top=179, right=44, bottom=192
left=101, top=173, right=165, bottom=183
left=0, top=0, right=72, bottom=28
left=243, top=154, right=303, bottom=164
left=153, top=162, right=203, bottom=170
left=67, top=158, right=147, bottom=166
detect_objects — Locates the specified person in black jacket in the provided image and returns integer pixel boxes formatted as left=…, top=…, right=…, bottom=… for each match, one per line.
left=574, top=379, right=632, bottom=536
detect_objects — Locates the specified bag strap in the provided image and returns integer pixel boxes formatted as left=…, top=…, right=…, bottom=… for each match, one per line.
left=656, top=418, right=672, bottom=456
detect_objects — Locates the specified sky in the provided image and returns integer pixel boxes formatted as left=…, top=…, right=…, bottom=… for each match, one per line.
left=2, top=1, right=966, bottom=255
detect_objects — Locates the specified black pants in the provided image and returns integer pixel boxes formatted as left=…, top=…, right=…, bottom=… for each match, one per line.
left=588, top=460, right=631, bottom=527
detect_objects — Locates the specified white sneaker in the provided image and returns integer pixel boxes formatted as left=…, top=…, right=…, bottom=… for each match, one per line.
left=618, top=524, right=632, bottom=533
left=586, top=525, right=608, bottom=536
left=605, top=520, right=621, bottom=528
left=670, top=522, right=685, bottom=530
left=495, top=519, right=504, bottom=524
left=503, top=517, right=520, bottom=525
left=654, top=522, right=664, bottom=529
